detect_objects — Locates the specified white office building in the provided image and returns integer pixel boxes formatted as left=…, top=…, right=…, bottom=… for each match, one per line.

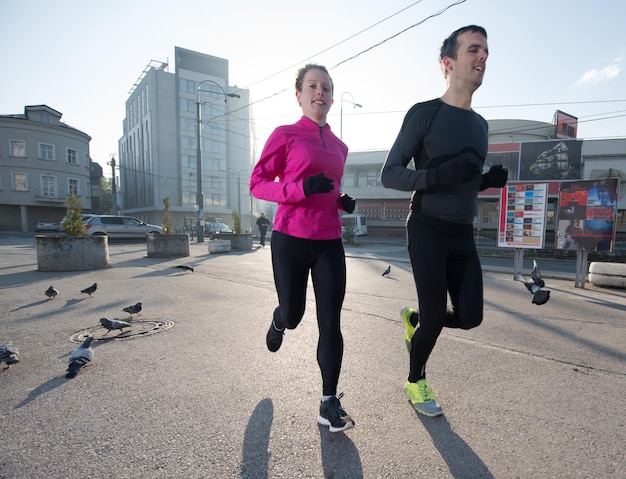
left=118, top=47, right=252, bottom=234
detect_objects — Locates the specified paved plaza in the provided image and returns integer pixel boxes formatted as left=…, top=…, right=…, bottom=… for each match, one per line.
left=1, top=235, right=625, bottom=478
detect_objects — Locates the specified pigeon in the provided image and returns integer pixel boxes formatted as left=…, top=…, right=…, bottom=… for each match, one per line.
left=65, top=336, right=94, bottom=378
left=45, top=285, right=60, bottom=300
left=382, top=265, right=391, bottom=277
left=99, top=317, right=132, bottom=335
left=515, top=260, right=550, bottom=305
left=175, top=265, right=194, bottom=273
left=0, top=342, right=20, bottom=370
left=122, top=302, right=142, bottom=318
left=530, top=259, right=545, bottom=288
left=80, top=283, right=98, bottom=297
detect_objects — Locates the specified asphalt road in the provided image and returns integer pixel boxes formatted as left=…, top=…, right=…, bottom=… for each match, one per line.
left=1, top=236, right=625, bottom=478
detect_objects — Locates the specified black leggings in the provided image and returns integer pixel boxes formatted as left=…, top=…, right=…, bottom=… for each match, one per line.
left=407, top=212, right=483, bottom=382
left=271, top=231, right=346, bottom=396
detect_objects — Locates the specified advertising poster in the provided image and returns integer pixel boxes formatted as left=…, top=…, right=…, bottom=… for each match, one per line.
left=519, top=140, right=582, bottom=181
left=556, top=179, right=619, bottom=252
left=498, top=183, right=548, bottom=249
left=554, top=110, right=578, bottom=139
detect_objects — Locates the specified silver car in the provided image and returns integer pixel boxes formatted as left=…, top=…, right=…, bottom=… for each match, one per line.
left=84, top=215, right=162, bottom=240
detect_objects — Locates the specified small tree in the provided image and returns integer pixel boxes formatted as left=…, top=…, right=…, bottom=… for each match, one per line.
left=162, top=197, right=173, bottom=234
left=232, top=210, right=242, bottom=234
left=342, top=223, right=357, bottom=245
left=62, top=194, right=86, bottom=237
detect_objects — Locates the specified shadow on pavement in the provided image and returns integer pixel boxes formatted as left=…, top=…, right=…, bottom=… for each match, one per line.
left=14, top=375, right=67, bottom=409
left=417, top=411, right=494, bottom=479
left=318, top=423, right=363, bottom=478
left=240, top=398, right=273, bottom=479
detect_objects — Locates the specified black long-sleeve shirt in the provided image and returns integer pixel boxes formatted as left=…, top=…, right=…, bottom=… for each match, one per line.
left=381, top=98, right=488, bottom=225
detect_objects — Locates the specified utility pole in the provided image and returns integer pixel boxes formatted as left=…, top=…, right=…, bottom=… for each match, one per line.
left=108, top=154, right=118, bottom=215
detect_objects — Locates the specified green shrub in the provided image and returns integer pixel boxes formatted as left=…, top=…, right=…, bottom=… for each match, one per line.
left=162, top=197, right=173, bottom=234
left=232, top=210, right=242, bottom=234
left=62, top=194, right=86, bottom=237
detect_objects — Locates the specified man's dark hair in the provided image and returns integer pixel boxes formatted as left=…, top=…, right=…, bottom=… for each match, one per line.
left=440, top=25, right=487, bottom=61
left=438, top=25, right=487, bottom=79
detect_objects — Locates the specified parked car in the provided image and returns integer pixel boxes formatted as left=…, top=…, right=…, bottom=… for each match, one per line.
left=35, top=219, right=60, bottom=232
left=83, top=215, right=162, bottom=240
left=205, top=222, right=233, bottom=239
left=58, top=213, right=96, bottom=230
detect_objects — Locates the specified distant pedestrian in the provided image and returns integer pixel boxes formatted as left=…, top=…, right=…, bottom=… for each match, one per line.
left=250, top=63, right=357, bottom=432
left=256, top=213, right=271, bottom=247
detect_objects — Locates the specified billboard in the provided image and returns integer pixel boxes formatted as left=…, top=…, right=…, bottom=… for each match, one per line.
left=556, top=179, right=619, bottom=252
left=519, top=140, right=582, bottom=181
left=554, top=110, right=578, bottom=139
left=498, top=183, right=548, bottom=249
left=486, top=143, right=520, bottom=182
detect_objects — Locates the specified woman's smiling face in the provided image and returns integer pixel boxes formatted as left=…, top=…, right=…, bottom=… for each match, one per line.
left=296, top=67, right=334, bottom=125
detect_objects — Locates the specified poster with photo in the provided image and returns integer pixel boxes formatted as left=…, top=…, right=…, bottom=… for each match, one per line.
left=519, top=140, right=582, bottom=181
left=556, top=179, right=619, bottom=252
left=498, top=183, right=548, bottom=249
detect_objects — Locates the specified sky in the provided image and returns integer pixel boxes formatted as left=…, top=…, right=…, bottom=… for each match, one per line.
left=1, top=0, right=625, bottom=175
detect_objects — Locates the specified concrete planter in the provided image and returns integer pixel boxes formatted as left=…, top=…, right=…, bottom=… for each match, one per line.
left=208, top=239, right=231, bottom=254
left=228, top=233, right=253, bottom=251
left=36, top=235, right=109, bottom=272
left=146, top=233, right=190, bottom=257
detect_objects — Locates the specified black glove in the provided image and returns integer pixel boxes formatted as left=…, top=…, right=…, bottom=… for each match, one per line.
left=479, top=164, right=508, bottom=191
left=427, top=157, right=482, bottom=188
left=340, top=193, right=356, bottom=213
left=303, top=173, right=334, bottom=197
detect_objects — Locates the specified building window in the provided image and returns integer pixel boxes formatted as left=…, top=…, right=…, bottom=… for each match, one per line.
left=39, top=143, right=55, bottom=161
left=182, top=191, right=195, bottom=206
left=12, top=173, right=28, bottom=191
left=41, top=175, right=57, bottom=198
left=181, top=98, right=196, bottom=113
left=85, top=153, right=90, bottom=168
left=9, top=139, right=26, bottom=157
left=209, top=193, right=226, bottom=207
left=68, top=178, right=79, bottom=195
left=368, top=169, right=380, bottom=187
left=182, top=154, right=196, bottom=169
left=38, top=113, right=51, bottom=124
left=67, top=148, right=79, bottom=165
left=343, top=171, right=355, bottom=187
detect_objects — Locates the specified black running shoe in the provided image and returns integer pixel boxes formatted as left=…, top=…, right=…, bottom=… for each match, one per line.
left=317, top=393, right=355, bottom=432
left=266, top=320, right=284, bottom=352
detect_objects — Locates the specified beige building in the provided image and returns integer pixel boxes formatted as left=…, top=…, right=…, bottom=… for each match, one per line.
left=340, top=119, right=626, bottom=240
left=0, top=105, right=93, bottom=232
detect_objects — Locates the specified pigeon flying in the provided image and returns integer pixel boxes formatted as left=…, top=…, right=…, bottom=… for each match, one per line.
left=45, top=286, right=60, bottom=300
left=0, top=342, right=20, bottom=370
left=65, top=336, right=94, bottom=378
left=122, top=302, right=142, bottom=318
left=515, top=261, right=551, bottom=306
left=175, top=265, right=194, bottom=273
left=100, top=317, right=132, bottom=335
left=81, top=283, right=98, bottom=297
left=382, top=266, right=391, bottom=277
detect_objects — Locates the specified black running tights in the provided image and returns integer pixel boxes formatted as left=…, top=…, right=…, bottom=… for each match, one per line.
left=271, top=231, right=346, bottom=396
left=406, top=212, right=483, bottom=382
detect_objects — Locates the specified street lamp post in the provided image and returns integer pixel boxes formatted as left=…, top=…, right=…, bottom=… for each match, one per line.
left=195, top=80, right=240, bottom=242
left=340, top=91, right=362, bottom=140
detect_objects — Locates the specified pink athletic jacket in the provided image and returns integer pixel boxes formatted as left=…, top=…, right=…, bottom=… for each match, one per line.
left=250, top=116, right=349, bottom=240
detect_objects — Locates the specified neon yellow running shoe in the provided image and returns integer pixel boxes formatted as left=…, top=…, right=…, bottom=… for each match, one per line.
left=400, top=306, right=418, bottom=353
left=404, top=380, right=443, bottom=417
